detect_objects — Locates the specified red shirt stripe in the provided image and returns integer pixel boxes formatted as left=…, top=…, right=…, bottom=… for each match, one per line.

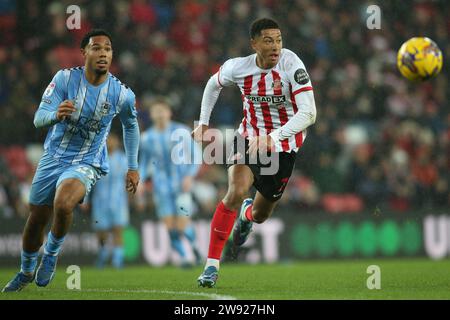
left=217, top=68, right=224, bottom=87
left=295, top=131, right=304, bottom=148
left=272, top=70, right=290, bottom=151
left=244, top=75, right=258, bottom=136
left=257, top=73, right=273, bottom=132
left=292, top=86, right=313, bottom=96
left=240, top=94, right=248, bottom=137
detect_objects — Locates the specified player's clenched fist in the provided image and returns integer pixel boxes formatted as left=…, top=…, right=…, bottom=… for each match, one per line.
left=56, top=100, right=77, bottom=121
left=191, top=124, right=209, bottom=143
left=247, top=135, right=275, bottom=157
left=126, top=170, right=140, bottom=194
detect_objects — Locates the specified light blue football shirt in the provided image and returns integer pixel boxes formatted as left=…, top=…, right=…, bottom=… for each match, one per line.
left=34, top=67, right=139, bottom=174
left=139, top=121, right=201, bottom=196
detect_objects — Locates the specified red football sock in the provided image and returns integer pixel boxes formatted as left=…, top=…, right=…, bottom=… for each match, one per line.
left=244, top=205, right=254, bottom=222
left=208, top=201, right=237, bottom=260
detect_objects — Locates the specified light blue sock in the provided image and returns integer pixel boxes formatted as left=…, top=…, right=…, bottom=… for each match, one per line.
left=44, top=231, right=65, bottom=256
left=112, top=247, right=124, bottom=269
left=184, top=225, right=196, bottom=244
left=20, top=250, right=39, bottom=274
left=184, top=225, right=201, bottom=261
left=96, top=246, right=110, bottom=268
left=169, top=229, right=186, bottom=259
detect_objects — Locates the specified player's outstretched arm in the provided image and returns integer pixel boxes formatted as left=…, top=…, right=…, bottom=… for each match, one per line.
left=194, top=59, right=235, bottom=139
left=121, top=118, right=140, bottom=193
left=119, top=90, right=140, bottom=193
left=192, top=71, right=225, bottom=142
left=122, top=120, right=140, bottom=194
left=197, top=73, right=223, bottom=127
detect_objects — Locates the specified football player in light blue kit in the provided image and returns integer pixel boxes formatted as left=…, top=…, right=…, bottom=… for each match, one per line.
left=139, top=98, right=202, bottom=267
left=2, top=29, right=140, bottom=292
left=89, top=133, right=129, bottom=269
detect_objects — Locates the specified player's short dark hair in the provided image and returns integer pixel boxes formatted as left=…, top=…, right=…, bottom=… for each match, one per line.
left=250, top=18, right=280, bottom=39
left=149, top=96, right=171, bottom=110
left=80, top=29, right=113, bottom=49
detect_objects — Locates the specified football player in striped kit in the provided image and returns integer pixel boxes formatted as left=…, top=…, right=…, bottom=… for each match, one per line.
left=2, top=29, right=140, bottom=292
left=194, top=18, right=317, bottom=287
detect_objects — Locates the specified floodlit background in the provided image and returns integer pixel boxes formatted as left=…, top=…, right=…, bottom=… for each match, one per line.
left=0, top=0, right=449, bottom=267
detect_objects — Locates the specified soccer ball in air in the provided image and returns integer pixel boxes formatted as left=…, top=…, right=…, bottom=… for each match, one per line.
left=397, top=37, right=443, bottom=81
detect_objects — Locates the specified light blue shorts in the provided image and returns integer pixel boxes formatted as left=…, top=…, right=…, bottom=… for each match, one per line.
left=92, top=207, right=129, bottom=231
left=29, top=152, right=102, bottom=206
left=153, top=192, right=195, bottom=219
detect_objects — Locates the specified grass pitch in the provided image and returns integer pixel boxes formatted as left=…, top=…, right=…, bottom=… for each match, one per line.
left=1, top=258, right=449, bottom=300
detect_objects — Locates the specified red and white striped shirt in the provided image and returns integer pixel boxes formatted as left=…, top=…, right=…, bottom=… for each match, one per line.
left=199, top=48, right=316, bottom=152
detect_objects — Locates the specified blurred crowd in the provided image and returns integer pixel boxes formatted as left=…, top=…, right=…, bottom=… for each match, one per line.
left=0, top=0, right=449, bottom=219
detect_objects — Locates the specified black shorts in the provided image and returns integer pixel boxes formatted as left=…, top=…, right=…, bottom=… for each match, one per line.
left=226, top=133, right=297, bottom=202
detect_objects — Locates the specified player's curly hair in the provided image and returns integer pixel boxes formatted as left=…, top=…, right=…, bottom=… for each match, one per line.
left=80, top=29, right=113, bottom=49
left=250, top=18, right=280, bottom=39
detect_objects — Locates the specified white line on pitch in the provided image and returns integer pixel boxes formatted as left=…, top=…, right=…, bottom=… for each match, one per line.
left=82, top=288, right=237, bottom=300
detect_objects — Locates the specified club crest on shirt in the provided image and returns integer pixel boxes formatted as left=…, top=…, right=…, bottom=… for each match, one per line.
left=272, top=79, right=283, bottom=90
left=100, top=101, right=111, bottom=115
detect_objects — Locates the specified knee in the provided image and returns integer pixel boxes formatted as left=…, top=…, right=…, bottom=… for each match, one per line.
left=223, top=187, right=248, bottom=210
left=28, top=207, right=52, bottom=226
left=53, top=197, right=76, bottom=215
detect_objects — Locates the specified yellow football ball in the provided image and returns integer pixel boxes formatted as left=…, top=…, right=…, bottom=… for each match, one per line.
left=397, top=37, right=443, bottom=81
